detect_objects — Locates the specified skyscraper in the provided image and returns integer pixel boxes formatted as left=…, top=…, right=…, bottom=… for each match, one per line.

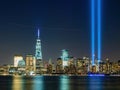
left=61, top=49, right=69, bottom=68
left=35, top=29, right=42, bottom=60
left=35, top=29, right=43, bottom=68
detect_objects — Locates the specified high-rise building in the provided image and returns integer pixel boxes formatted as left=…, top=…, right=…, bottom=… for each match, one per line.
left=14, top=55, right=24, bottom=67
left=56, top=58, right=63, bottom=73
left=25, top=55, right=36, bottom=72
left=35, top=29, right=42, bottom=60
left=26, top=55, right=34, bottom=66
left=61, top=49, right=69, bottom=68
left=35, top=29, right=43, bottom=67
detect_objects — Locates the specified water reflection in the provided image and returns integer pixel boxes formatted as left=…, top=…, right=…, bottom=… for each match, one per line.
left=12, top=76, right=23, bottom=90
left=88, top=76, right=104, bottom=90
left=33, top=76, right=44, bottom=90
left=24, top=76, right=34, bottom=90
left=1, top=76, right=120, bottom=90
left=59, top=76, right=70, bottom=90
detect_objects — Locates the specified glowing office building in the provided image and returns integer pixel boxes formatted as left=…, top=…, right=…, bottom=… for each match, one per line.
left=14, top=55, right=24, bottom=67
left=26, top=55, right=34, bottom=66
left=61, top=49, right=69, bottom=68
left=25, top=55, right=36, bottom=72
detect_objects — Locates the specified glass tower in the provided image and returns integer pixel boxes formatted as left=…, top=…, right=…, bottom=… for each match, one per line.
left=61, top=49, right=69, bottom=67
left=35, top=29, right=42, bottom=60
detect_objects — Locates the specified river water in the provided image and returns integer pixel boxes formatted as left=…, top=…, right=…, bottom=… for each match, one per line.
left=0, top=76, right=120, bottom=90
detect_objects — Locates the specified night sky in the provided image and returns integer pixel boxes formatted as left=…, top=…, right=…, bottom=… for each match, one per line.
left=0, top=0, right=120, bottom=65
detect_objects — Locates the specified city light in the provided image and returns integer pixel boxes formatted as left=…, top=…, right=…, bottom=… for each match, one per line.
left=1, top=1, right=120, bottom=90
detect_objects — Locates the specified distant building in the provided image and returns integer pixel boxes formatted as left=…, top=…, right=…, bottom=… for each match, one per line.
left=61, top=49, right=69, bottom=68
left=14, top=55, right=24, bottom=67
left=56, top=58, right=63, bottom=73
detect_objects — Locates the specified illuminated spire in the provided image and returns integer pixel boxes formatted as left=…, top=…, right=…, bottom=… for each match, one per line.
left=38, top=28, right=40, bottom=38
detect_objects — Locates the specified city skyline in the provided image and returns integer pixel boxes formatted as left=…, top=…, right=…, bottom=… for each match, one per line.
left=0, top=0, right=120, bottom=65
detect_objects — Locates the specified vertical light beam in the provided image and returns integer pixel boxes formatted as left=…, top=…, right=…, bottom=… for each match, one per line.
left=91, top=0, right=95, bottom=65
left=98, top=0, right=101, bottom=62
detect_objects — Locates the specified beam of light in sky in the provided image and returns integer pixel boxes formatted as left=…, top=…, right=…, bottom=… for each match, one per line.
left=91, top=0, right=95, bottom=65
left=98, top=0, right=101, bottom=62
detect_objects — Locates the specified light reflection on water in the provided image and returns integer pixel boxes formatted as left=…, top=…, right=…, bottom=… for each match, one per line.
left=88, top=76, right=103, bottom=90
left=59, top=76, right=70, bottom=90
left=33, top=76, right=44, bottom=90
left=12, top=76, right=23, bottom=90
left=12, top=76, right=44, bottom=90
left=0, top=76, right=120, bottom=90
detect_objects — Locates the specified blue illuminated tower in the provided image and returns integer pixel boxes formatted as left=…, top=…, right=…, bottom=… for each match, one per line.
left=35, top=29, right=42, bottom=60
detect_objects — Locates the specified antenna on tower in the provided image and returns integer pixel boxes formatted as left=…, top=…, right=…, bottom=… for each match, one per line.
left=38, top=28, right=40, bottom=38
